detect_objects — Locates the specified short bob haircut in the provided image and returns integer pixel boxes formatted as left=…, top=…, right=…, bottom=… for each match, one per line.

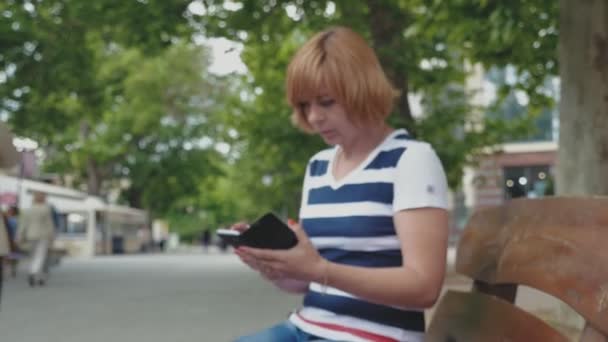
left=286, top=26, right=399, bottom=133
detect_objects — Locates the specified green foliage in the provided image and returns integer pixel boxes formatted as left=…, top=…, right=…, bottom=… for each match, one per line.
left=1, top=0, right=562, bottom=237
left=428, top=0, right=559, bottom=108
left=93, top=42, right=229, bottom=217
left=194, top=0, right=551, bottom=199
left=1, top=0, right=193, bottom=137
left=1, top=1, right=228, bottom=223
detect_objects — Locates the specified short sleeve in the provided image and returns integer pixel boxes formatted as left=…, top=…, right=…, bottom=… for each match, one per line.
left=393, top=144, right=448, bottom=211
left=299, top=162, right=311, bottom=218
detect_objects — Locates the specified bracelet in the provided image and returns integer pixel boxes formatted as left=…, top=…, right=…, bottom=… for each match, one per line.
left=320, top=259, right=329, bottom=295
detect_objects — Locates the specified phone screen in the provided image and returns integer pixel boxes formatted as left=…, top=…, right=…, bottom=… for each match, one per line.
left=216, top=229, right=241, bottom=247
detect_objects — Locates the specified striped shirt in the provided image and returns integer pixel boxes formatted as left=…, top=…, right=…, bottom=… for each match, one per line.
left=289, top=129, right=448, bottom=342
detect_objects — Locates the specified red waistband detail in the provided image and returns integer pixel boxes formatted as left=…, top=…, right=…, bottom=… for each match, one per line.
left=296, top=313, right=400, bottom=342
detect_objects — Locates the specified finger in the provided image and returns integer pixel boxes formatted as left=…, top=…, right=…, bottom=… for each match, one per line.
left=236, top=251, right=262, bottom=270
left=259, top=263, right=284, bottom=280
left=238, top=246, right=281, bottom=262
left=259, top=264, right=273, bottom=276
left=244, top=257, right=262, bottom=271
left=287, top=218, right=299, bottom=231
left=262, top=269, right=283, bottom=281
left=260, top=269, right=275, bottom=280
left=230, top=221, right=250, bottom=232
left=238, top=256, right=258, bottom=271
left=259, top=260, right=284, bottom=272
left=242, top=257, right=260, bottom=270
left=287, top=219, right=309, bottom=244
left=235, top=250, right=261, bottom=270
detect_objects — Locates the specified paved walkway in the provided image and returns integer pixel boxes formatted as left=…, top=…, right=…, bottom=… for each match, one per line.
left=0, top=248, right=582, bottom=341
left=0, top=250, right=300, bottom=342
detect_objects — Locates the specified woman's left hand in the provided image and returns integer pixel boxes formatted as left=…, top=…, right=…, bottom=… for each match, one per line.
left=234, top=219, right=325, bottom=283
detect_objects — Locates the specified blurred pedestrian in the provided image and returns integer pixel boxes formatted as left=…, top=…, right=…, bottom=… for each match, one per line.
left=17, top=191, right=56, bottom=287
left=0, top=212, right=11, bottom=300
left=201, top=229, right=211, bottom=252
left=0, top=122, right=20, bottom=303
left=4, top=206, right=21, bottom=277
left=5, top=206, right=19, bottom=244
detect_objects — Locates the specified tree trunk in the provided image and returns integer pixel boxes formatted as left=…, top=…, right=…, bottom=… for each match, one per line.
left=79, top=120, right=102, bottom=196
left=86, top=158, right=101, bottom=196
left=366, top=1, right=416, bottom=135
left=557, top=0, right=608, bottom=195
left=124, top=186, right=143, bottom=209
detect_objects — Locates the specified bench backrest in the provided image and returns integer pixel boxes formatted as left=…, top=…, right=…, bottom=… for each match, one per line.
left=426, top=197, right=608, bottom=342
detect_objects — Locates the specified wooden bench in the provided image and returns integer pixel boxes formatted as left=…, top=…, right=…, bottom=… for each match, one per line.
left=426, top=197, right=608, bottom=341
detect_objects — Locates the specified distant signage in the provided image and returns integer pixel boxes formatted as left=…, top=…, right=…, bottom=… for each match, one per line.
left=0, top=192, right=17, bottom=205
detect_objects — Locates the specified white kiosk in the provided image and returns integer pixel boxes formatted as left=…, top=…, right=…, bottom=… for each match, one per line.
left=0, top=175, right=148, bottom=257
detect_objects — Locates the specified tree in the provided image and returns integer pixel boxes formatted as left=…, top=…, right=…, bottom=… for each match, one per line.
left=193, top=0, right=533, bottom=218
left=557, top=0, right=608, bottom=195
left=433, top=0, right=608, bottom=196
left=0, top=0, right=193, bottom=195
left=96, top=43, right=228, bottom=216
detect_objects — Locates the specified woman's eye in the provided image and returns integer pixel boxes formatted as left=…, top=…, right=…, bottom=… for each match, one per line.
left=298, top=102, right=310, bottom=112
left=319, top=98, right=335, bottom=107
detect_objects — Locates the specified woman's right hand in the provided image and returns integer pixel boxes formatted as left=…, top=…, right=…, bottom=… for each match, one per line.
left=230, top=221, right=260, bottom=271
left=231, top=221, right=308, bottom=293
left=230, top=221, right=284, bottom=280
left=230, top=221, right=249, bottom=233
left=236, top=247, right=284, bottom=280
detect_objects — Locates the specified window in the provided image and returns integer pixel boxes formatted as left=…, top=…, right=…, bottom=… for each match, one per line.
left=57, top=212, right=88, bottom=235
left=504, top=165, right=553, bottom=200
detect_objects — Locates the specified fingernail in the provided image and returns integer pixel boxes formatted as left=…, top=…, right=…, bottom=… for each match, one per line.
left=288, top=218, right=296, bottom=225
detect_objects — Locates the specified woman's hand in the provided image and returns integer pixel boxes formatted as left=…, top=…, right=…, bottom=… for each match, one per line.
left=230, top=221, right=249, bottom=233
left=229, top=221, right=259, bottom=270
left=234, top=219, right=326, bottom=284
left=235, top=244, right=282, bottom=280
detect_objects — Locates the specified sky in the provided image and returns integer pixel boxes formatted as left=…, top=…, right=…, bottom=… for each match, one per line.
left=188, top=0, right=247, bottom=76
left=197, top=36, right=247, bottom=76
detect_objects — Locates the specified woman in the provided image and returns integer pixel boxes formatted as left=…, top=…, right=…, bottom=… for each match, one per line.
left=234, top=26, right=449, bottom=342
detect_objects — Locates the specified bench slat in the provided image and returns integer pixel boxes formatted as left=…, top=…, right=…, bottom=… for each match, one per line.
left=426, top=290, right=568, bottom=342
left=455, top=197, right=608, bottom=335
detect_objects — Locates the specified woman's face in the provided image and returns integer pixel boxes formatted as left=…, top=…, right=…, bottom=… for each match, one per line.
left=298, top=93, right=360, bottom=146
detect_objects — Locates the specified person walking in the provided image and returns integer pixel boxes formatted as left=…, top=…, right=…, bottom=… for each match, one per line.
left=17, top=191, right=56, bottom=287
left=0, top=122, right=20, bottom=303
left=4, top=206, right=21, bottom=277
left=0, top=211, right=11, bottom=303
left=201, top=229, right=212, bottom=253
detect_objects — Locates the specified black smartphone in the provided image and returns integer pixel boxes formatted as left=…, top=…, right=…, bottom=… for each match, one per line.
left=217, top=213, right=298, bottom=250
left=216, top=229, right=242, bottom=247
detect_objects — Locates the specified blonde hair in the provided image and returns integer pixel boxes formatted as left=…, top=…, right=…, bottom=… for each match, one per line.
left=286, top=26, right=399, bottom=132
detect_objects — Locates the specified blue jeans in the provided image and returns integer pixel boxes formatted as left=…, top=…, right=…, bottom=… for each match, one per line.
left=234, top=320, right=335, bottom=341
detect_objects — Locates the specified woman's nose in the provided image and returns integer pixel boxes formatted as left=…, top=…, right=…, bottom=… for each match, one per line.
left=307, top=104, right=325, bottom=123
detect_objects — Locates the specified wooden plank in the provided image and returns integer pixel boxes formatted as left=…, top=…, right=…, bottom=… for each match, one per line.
left=426, top=290, right=568, bottom=342
left=455, top=197, right=608, bottom=335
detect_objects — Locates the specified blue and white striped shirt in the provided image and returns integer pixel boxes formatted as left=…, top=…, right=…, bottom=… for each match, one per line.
left=289, top=129, right=448, bottom=342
